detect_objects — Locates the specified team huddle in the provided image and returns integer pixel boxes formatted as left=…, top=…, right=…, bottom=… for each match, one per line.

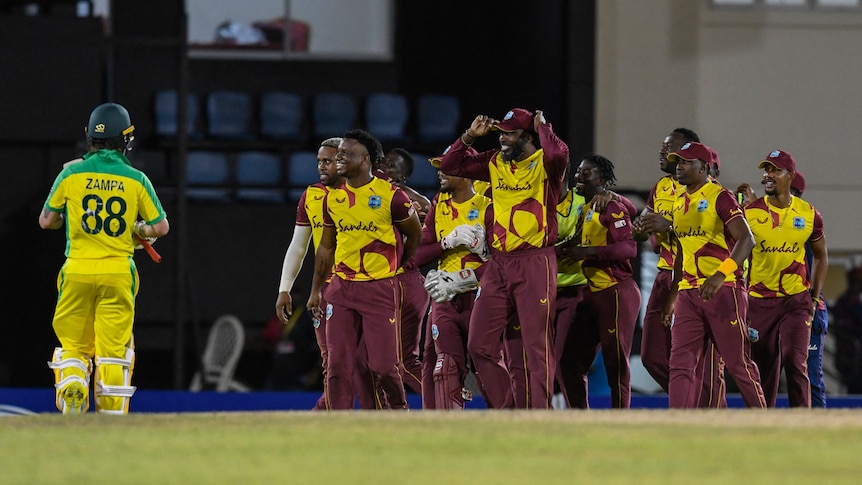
left=40, top=103, right=827, bottom=414
left=274, top=108, right=828, bottom=410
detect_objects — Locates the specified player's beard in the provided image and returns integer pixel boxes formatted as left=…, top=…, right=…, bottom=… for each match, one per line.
left=501, top=137, right=527, bottom=162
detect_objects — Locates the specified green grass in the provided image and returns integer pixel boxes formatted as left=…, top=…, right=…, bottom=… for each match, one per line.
left=3, top=410, right=861, bottom=484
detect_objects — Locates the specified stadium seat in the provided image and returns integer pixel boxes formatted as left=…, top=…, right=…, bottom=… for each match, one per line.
left=236, top=151, right=285, bottom=204
left=259, top=91, right=305, bottom=143
left=364, top=92, right=409, bottom=142
left=416, top=94, right=460, bottom=143
left=408, top=153, right=441, bottom=199
left=206, top=90, right=254, bottom=140
left=312, top=92, right=357, bottom=139
left=154, top=89, right=202, bottom=139
left=186, top=151, right=233, bottom=203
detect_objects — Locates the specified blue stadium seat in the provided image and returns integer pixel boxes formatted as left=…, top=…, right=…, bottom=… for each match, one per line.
left=236, top=151, right=285, bottom=204
left=206, top=90, right=254, bottom=140
left=408, top=153, right=441, bottom=199
left=154, top=90, right=201, bottom=139
left=259, top=91, right=305, bottom=142
left=416, top=94, right=460, bottom=143
left=312, top=92, right=357, bottom=139
left=186, top=151, right=232, bottom=203
left=287, top=150, right=321, bottom=203
left=364, top=92, right=409, bottom=142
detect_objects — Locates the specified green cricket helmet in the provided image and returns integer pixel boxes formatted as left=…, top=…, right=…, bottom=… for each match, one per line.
left=86, top=102, right=135, bottom=140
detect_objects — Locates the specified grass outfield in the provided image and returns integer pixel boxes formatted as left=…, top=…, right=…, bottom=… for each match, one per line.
left=3, top=410, right=861, bottom=484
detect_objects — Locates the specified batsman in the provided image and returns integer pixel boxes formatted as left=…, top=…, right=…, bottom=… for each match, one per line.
left=39, top=102, right=169, bottom=414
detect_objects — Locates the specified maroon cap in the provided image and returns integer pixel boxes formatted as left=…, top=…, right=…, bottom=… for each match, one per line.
left=667, top=142, right=713, bottom=164
left=758, top=149, right=797, bottom=173
left=708, top=147, right=721, bottom=169
left=790, top=171, right=806, bottom=195
left=492, top=108, right=534, bottom=132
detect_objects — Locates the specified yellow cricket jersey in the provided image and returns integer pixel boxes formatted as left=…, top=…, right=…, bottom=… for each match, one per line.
left=43, top=149, right=166, bottom=274
left=296, top=183, right=329, bottom=252
left=647, top=175, right=682, bottom=271
left=745, top=196, right=824, bottom=298
left=488, top=149, right=557, bottom=252
left=323, top=176, right=413, bottom=281
left=579, top=199, right=635, bottom=291
left=555, top=190, right=587, bottom=288
left=672, top=182, right=745, bottom=290
left=428, top=191, right=492, bottom=273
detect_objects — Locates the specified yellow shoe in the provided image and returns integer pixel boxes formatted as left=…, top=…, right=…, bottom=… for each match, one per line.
left=62, top=382, right=87, bottom=415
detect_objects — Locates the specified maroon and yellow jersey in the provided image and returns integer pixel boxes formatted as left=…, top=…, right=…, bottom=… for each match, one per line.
left=43, top=149, right=166, bottom=274
left=579, top=198, right=637, bottom=291
left=296, top=183, right=336, bottom=282
left=437, top=123, right=568, bottom=253
left=323, top=176, right=413, bottom=281
left=672, top=183, right=745, bottom=290
left=296, top=183, right=329, bottom=252
left=745, top=196, right=824, bottom=298
left=472, top=180, right=492, bottom=199
left=646, top=175, right=682, bottom=271
left=422, top=191, right=492, bottom=273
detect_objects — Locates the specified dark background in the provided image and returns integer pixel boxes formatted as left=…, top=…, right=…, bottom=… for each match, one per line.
left=0, top=0, right=599, bottom=389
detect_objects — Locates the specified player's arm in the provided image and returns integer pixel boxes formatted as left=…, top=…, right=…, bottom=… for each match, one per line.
left=307, top=225, right=336, bottom=321
left=535, top=110, right=569, bottom=176
left=39, top=206, right=65, bottom=230
left=397, top=183, right=432, bottom=223
left=809, top=212, right=828, bottom=314
left=700, top=214, right=754, bottom=302
left=135, top=218, right=170, bottom=239
left=661, top=238, right=683, bottom=327
left=412, top=199, right=445, bottom=268
left=275, top=225, right=313, bottom=324
left=396, top=211, right=422, bottom=269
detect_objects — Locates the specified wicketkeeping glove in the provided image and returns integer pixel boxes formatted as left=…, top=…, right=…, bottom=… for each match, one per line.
left=441, top=224, right=480, bottom=251
left=469, top=224, right=490, bottom=261
left=427, top=268, right=479, bottom=303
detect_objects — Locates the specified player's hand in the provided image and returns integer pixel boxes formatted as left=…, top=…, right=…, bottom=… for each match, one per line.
left=699, top=273, right=724, bottom=301
left=661, top=293, right=677, bottom=328
left=736, top=183, right=756, bottom=208
left=638, top=212, right=673, bottom=235
left=275, top=291, right=293, bottom=324
left=533, top=110, right=547, bottom=131
left=423, top=269, right=441, bottom=293
left=468, top=115, right=495, bottom=139
left=427, top=269, right=478, bottom=303
left=307, top=292, right=322, bottom=322
left=133, top=220, right=156, bottom=249
left=591, top=190, right=618, bottom=213
left=441, top=224, right=480, bottom=251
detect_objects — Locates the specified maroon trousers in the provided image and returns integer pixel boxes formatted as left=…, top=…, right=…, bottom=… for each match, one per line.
left=552, top=284, right=586, bottom=407
left=564, top=278, right=641, bottom=409
left=322, top=277, right=407, bottom=410
left=467, top=247, right=557, bottom=409
left=396, top=269, right=429, bottom=395
left=641, top=270, right=726, bottom=408
left=669, top=286, right=766, bottom=408
left=748, top=292, right=812, bottom=407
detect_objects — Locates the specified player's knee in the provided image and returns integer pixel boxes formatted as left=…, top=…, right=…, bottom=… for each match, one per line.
left=94, top=347, right=136, bottom=415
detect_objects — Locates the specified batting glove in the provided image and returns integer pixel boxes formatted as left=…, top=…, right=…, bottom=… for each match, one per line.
left=133, top=220, right=156, bottom=249
left=441, top=224, right=480, bottom=251
left=428, top=268, right=478, bottom=303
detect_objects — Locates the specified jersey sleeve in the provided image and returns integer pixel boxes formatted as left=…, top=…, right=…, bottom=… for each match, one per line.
left=595, top=200, right=637, bottom=261
left=390, top=187, right=414, bottom=223
left=322, top=192, right=334, bottom=226
left=537, top=122, right=569, bottom=181
left=438, top=139, right=495, bottom=182
left=716, top=189, right=744, bottom=226
left=295, top=189, right=311, bottom=226
left=810, top=208, right=824, bottom=242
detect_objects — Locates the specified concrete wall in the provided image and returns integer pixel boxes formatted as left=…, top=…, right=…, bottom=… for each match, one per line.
left=596, top=0, right=862, bottom=253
